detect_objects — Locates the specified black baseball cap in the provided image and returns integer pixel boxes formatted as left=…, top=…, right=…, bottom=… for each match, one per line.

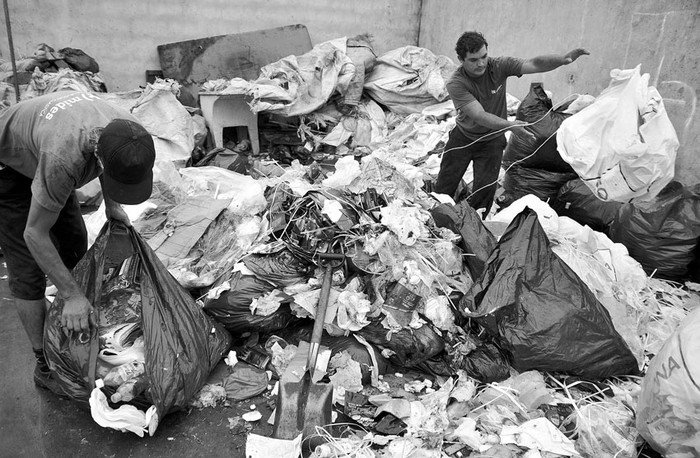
left=98, top=119, right=155, bottom=205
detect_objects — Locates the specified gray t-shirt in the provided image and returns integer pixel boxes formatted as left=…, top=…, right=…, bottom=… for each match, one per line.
left=446, top=56, right=524, bottom=142
left=0, top=91, right=139, bottom=212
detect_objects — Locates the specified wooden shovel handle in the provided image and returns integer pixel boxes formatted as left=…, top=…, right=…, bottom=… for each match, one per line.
left=307, top=263, right=333, bottom=370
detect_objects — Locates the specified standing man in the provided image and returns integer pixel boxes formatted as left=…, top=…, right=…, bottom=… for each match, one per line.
left=434, top=31, right=589, bottom=216
left=0, top=90, right=155, bottom=390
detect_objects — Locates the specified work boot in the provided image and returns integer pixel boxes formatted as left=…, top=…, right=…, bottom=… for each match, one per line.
left=33, top=349, right=62, bottom=394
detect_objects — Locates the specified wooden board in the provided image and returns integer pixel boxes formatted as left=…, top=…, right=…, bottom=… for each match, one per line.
left=157, top=24, right=312, bottom=107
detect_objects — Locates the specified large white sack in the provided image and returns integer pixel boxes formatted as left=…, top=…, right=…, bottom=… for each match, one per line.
left=130, top=80, right=197, bottom=164
left=636, top=307, right=700, bottom=458
left=363, top=46, right=456, bottom=116
left=556, top=65, right=679, bottom=203
left=246, top=38, right=354, bottom=117
left=102, top=81, right=197, bottom=165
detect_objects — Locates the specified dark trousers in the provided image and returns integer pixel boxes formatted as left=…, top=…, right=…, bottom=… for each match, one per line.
left=0, top=167, right=87, bottom=300
left=434, top=128, right=506, bottom=216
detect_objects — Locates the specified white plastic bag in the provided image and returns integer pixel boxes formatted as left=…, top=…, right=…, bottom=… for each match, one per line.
left=89, top=379, right=158, bottom=437
left=557, top=65, right=679, bottom=202
left=178, top=166, right=267, bottom=216
left=636, top=307, right=700, bottom=457
left=364, top=46, right=456, bottom=116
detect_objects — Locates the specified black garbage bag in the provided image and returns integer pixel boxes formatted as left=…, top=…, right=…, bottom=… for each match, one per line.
left=412, top=356, right=453, bottom=377
left=57, top=47, right=100, bottom=73
left=202, top=271, right=302, bottom=335
left=458, top=341, right=512, bottom=383
left=414, top=340, right=511, bottom=383
left=412, top=328, right=513, bottom=382
left=44, top=222, right=232, bottom=419
left=356, top=317, right=445, bottom=368
left=243, top=249, right=313, bottom=287
left=431, top=331, right=512, bottom=383
left=689, top=244, right=700, bottom=282
left=499, top=165, right=577, bottom=209
left=460, top=208, right=639, bottom=379
left=502, top=82, right=574, bottom=173
left=550, top=178, right=623, bottom=233
left=431, top=200, right=496, bottom=279
left=609, top=182, right=700, bottom=281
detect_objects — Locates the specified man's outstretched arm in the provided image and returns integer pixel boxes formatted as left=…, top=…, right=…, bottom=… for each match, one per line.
left=521, top=48, right=590, bottom=74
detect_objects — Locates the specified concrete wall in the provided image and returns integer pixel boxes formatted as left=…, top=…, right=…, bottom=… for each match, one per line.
left=419, top=0, right=700, bottom=185
left=0, top=0, right=421, bottom=92
left=2, top=0, right=698, bottom=184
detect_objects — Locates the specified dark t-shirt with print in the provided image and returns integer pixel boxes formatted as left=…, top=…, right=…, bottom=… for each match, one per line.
left=446, top=56, right=524, bottom=142
left=0, top=91, right=139, bottom=212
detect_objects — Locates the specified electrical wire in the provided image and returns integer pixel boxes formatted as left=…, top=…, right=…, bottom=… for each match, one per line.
left=437, top=93, right=581, bottom=201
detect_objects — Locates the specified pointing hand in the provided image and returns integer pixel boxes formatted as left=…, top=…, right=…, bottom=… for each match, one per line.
left=565, top=48, right=590, bottom=63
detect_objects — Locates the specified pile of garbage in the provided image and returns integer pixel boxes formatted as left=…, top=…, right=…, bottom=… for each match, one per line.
left=5, top=35, right=699, bottom=457
left=0, top=43, right=106, bottom=108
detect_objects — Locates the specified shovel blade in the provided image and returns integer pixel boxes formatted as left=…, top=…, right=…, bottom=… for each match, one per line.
left=273, top=371, right=333, bottom=450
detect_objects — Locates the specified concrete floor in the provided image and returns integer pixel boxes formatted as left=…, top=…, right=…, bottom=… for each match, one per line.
left=0, top=257, right=274, bottom=458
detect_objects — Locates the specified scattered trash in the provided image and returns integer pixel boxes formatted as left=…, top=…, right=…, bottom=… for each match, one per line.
left=246, top=433, right=302, bottom=458
left=189, top=384, right=227, bottom=409
left=500, top=417, right=578, bottom=456
left=242, top=410, right=263, bottom=422
left=328, top=351, right=364, bottom=393
left=9, top=36, right=697, bottom=456
left=224, top=350, right=239, bottom=368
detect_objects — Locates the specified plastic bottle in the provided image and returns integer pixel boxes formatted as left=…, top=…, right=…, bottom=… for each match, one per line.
left=102, top=360, right=145, bottom=387
left=110, top=375, right=149, bottom=403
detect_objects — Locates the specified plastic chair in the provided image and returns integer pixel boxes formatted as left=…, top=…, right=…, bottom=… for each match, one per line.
left=199, top=93, right=260, bottom=154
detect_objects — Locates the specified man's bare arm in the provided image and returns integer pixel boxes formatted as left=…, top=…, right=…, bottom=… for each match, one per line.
left=462, top=101, right=536, bottom=141
left=100, top=176, right=132, bottom=227
left=24, top=198, right=93, bottom=332
left=521, top=48, right=590, bottom=74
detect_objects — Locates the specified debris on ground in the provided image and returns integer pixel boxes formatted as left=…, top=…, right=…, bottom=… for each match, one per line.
left=5, top=34, right=699, bottom=457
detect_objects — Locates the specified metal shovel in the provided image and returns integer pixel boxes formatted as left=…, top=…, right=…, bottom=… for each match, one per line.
left=272, top=252, right=343, bottom=452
